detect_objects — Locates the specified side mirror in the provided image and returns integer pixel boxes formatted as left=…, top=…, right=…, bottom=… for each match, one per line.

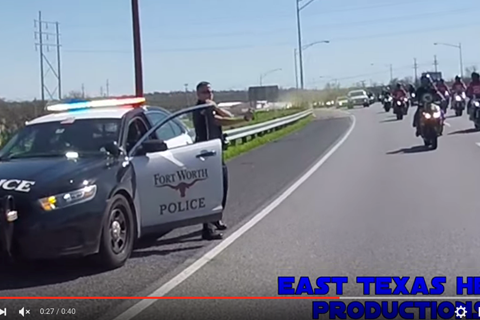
left=136, top=140, right=168, bottom=156
left=104, top=141, right=122, bottom=157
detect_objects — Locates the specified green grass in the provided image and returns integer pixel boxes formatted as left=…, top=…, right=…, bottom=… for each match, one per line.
left=234, top=108, right=304, bottom=128
left=223, top=115, right=314, bottom=162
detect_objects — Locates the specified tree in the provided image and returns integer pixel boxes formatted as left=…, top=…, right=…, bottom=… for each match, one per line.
left=465, top=65, right=478, bottom=76
left=64, top=90, right=85, bottom=99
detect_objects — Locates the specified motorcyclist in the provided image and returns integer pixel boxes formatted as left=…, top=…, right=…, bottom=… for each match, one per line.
left=407, top=84, right=416, bottom=95
left=392, top=83, right=408, bottom=100
left=451, top=75, right=466, bottom=93
left=465, top=72, right=480, bottom=118
left=436, top=78, right=450, bottom=109
left=436, top=78, right=450, bottom=94
left=407, top=84, right=416, bottom=105
left=451, top=75, right=467, bottom=109
left=413, top=75, right=445, bottom=136
left=381, top=86, right=390, bottom=97
left=466, top=72, right=480, bottom=109
left=380, top=86, right=391, bottom=104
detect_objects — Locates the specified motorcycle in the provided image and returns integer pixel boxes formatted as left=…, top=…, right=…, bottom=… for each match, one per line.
left=410, top=92, right=418, bottom=106
left=470, top=96, right=480, bottom=129
left=419, top=94, right=443, bottom=150
left=440, top=91, right=450, bottom=113
left=393, top=97, right=408, bottom=120
left=452, top=92, right=466, bottom=116
left=383, top=95, right=393, bottom=112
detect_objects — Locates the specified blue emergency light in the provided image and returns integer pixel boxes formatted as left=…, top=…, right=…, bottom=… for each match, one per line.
left=46, top=97, right=146, bottom=112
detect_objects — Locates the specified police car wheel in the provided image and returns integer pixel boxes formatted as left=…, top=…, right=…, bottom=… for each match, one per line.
left=96, top=195, right=134, bottom=269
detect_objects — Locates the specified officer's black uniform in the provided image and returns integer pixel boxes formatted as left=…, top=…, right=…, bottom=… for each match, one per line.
left=192, top=100, right=228, bottom=240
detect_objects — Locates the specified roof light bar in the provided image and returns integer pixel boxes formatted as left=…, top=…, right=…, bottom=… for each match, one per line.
left=46, top=97, right=146, bottom=112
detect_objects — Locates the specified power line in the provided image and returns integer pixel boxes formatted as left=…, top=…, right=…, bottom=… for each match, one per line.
left=62, top=6, right=477, bottom=42
left=304, top=7, right=477, bottom=30
left=62, top=21, right=476, bottom=54
left=325, top=62, right=431, bottom=83
left=330, top=22, right=475, bottom=43
left=302, top=0, right=440, bottom=17
left=155, top=0, right=442, bottom=27
left=52, top=0, right=441, bottom=31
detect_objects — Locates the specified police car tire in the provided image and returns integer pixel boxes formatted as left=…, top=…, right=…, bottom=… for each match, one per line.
left=96, top=195, right=135, bottom=269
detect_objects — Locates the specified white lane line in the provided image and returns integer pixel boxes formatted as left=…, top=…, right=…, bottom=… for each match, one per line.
left=444, top=121, right=451, bottom=127
left=112, top=115, right=357, bottom=320
left=475, top=142, right=480, bottom=148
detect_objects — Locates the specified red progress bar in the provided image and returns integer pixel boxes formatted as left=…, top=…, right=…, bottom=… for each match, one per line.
left=0, top=297, right=341, bottom=300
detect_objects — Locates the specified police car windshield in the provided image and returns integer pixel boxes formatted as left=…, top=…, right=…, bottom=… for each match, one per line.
left=0, top=118, right=121, bottom=160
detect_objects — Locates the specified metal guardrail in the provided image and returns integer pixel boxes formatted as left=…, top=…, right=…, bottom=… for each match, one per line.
left=224, top=109, right=312, bottom=145
left=186, top=109, right=313, bottom=144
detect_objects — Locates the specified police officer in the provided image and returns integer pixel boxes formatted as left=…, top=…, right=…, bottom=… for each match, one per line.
left=192, top=81, right=254, bottom=240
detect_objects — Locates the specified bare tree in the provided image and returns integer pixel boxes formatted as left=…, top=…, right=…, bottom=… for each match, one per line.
left=465, top=65, right=478, bottom=76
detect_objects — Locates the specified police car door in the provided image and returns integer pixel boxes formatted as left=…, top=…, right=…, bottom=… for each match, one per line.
left=128, top=113, right=223, bottom=231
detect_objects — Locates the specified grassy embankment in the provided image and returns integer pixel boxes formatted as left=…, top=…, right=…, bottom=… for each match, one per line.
left=223, top=114, right=313, bottom=161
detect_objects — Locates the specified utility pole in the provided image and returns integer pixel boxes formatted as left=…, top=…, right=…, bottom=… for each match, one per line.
left=100, top=86, right=104, bottom=97
left=106, top=79, right=110, bottom=96
left=81, top=84, right=85, bottom=98
left=131, top=0, right=144, bottom=96
left=433, top=55, right=439, bottom=72
left=389, top=64, right=393, bottom=83
left=294, top=49, right=299, bottom=89
left=34, top=11, right=62, bottom=104
left=459, top=43, right=464, bottom=77
left=55, top=22, right=62, bottom=100
left=296, top=0, right=304, bottom=90
left=414, top=58, right=418, bottom=85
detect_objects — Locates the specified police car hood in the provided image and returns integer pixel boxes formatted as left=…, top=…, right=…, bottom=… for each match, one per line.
left=0, top=157, right=105, bottom=197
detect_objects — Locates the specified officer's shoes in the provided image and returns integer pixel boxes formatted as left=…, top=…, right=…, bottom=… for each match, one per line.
left=213, top=220, right=228, bottom=230
left=202, top=230, right=223, bottom=240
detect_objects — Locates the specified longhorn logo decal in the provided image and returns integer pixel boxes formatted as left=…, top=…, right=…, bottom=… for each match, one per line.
left=154, top=168, right=208, bottom=198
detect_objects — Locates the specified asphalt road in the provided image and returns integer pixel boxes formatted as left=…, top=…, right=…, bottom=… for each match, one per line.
left=0, top=110, right=351, bottom=320
left=120, top=103, right=480, bottom=320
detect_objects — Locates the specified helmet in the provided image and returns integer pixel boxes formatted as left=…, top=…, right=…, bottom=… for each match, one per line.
left=472, top=72, right=479, bottom=80
left=439, top=78, right=445, bottom=83
left=396, top=83, right=401, bottom=88
left=420, top=75, right=429, bottom=85
left=455, top=75, right=461, bottom=81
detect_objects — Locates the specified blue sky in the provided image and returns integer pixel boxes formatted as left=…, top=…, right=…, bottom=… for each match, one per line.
left=1, top=0, right=479, bottom=100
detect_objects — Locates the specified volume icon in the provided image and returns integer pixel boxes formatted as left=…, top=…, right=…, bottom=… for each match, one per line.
left=19, top=307, right=24, bottom=317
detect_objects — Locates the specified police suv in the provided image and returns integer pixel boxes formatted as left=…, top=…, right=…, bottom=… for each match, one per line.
left=0, top=97, right=224, bottom=269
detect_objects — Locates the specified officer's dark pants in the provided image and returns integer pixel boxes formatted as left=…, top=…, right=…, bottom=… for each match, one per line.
left=203, top=161, right=228, bottom=232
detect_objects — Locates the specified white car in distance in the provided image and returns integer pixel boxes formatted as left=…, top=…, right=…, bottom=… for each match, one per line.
left=336, top=96, right=350, bottom=108
left=348, top=90, right=370, bottom=107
